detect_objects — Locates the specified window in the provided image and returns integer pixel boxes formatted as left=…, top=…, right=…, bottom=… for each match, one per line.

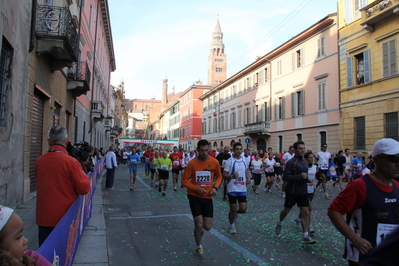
left=216, top=67, right=222, bottom=72
left=232, top=85, right=236, bottom=97
left=344, top=0, right=367, bottom=24
left=264, top=67, right=269, bottom=82
left=277, top=60, right=282, bottom=76
left=317, top=35, right=326, bottom=58
left=225, top=111, right=229, bottom=130
left=0, top=37, right=13, bottom=127
left=346, top=49, right=370, bottom=87
left=220, top=115, right=224, bottom=131
left=231, top=112, right=236, bottom=129
left=292, top=49, right=304, bottom=69
left=238, top=109, right=242, bottom=127
left=246, top=77, right=250, bottom=91
left=208, top=119, right=211, bottom=134
left=274, top=96, right=285, bottom=120
left=296, top=133, right=303, bottom=141
left=255, top=73, right=259, bottom=86
left=291, top=90, right=304, bottom=116
left=278, top=135, right=283, bottom=153
left=253, top=105, right=259, bottom=123
left=354, top=116, right=365, bottom=149
left=213, top=117, right=218, bottom=132
left=319, top=131, right=327, bottom=147
left=382, top=39, right=397, bottom=78
left=385, top=112, right=398, bottom=140
left=202, top=121, right=206, bottom=135
left=317, top=81, right=327, bottom=110
left=244, top=107, right=251, bottom=125
left=264, top=102, right=270, bottom=121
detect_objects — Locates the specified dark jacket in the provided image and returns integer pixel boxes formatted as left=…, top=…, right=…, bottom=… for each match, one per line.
left=283, top=154, right=308, bottom=195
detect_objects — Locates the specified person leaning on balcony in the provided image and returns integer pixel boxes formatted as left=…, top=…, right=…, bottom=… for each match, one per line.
left=35, top=126, right=90, bottom=246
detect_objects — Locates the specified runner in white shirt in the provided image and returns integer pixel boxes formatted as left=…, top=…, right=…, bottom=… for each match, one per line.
left=250, top=154, right=263, bottom=195
left=223, top=142, right=251, bottom=234
left=315, top=143, right=331, bottom=198
left=263, top=153, right=276, bottom=193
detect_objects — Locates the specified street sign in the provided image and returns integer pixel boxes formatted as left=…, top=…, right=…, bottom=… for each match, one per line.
left=188, top=141, right=192, bottom=145
left=244, top=138, right=250, bottom=144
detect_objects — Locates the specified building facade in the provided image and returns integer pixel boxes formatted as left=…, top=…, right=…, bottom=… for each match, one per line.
left=338, top=0, right=399, bottom=152
left=200, top=14, right=340, bottom=153
left=0, top=0, right=118, bottom=206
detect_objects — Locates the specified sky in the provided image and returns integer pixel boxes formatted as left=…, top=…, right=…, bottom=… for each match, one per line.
left=108, top=0, right=338, bottom=100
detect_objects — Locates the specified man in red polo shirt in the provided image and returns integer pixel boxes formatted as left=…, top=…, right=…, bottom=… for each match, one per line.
left=170, top=146, right=183, bottom=191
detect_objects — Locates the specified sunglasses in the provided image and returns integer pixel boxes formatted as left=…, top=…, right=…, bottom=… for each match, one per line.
left=379, top=155, right=399, bottom=164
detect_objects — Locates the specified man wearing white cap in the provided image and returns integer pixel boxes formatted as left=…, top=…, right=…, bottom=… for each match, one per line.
left=328, top=138, right=399, bottom=265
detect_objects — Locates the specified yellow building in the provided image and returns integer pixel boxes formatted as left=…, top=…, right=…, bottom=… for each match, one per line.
left=338, top=0, right=399, bottom=153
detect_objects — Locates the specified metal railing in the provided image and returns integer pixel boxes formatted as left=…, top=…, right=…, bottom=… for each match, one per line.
left=244, top=121, right=271, bottom=134
left=36, top=5, right=79, bottom=59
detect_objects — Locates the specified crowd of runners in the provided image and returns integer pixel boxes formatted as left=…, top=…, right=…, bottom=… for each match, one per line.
left=108, top=138, right=399, bottom=265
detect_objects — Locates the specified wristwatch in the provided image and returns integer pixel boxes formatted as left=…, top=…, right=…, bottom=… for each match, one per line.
left=213, top=187, right=219, bottom=191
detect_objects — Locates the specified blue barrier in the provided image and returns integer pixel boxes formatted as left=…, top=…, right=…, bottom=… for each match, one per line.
left=37, top=158, right=105, bottom=266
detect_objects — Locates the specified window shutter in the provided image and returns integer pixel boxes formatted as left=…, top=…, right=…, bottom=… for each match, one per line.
left=258, top=106, right=262, bottom=122
left=274, top=99, right=278, bottom=120
left=346, top=57, right=353, bottom=87
left=292, top=52, right=296, bottom=70
left=301, top=48, right=305, bottom=66
left=291, top=92, right=296, bottom=117
left=248, top=107, right=251, bottom=123
left=267, top=104, right=271, bottom=121
left=281, top=96, right=285, bottom=119
left=317, top=38, right=321, bottom=58
left=260, top=105, right=265, bottom=121
left=318, top=83, right=322, bottom=110
left=389, top=39, right=397, bottom=76
left=383, top=42, right=389, bottom=78
left=299, top=90, right=305, bottom=115
left=344, top=0, right=351, bottom=24
left=363, top=49, right=370, bottom=83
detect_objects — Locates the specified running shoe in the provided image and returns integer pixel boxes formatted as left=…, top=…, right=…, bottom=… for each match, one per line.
left=275, top=223, right=282, bottom=236
left=229, top=226, right=237, bottom=234
left=308, top=226, right=315, bottom=234
left=174, top=187, right=177, bottom=191
left=294, top=217, right=301, bottom=227
left=268, top=188, right=272, bottom=193
left=302, top=235, right=316, bottom=244
left=162, top=192, right=166, bottom=197
left=195, top=247, right=204, bottom=260
left=130, top=186, right=133, bottom=191
left=324, top=193, right=330, bottom=198
left=254, top=190, right=259, bottom=195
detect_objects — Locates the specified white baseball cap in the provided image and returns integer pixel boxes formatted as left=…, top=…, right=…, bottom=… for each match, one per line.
left=0, top=205, right=14, bottom=231
left=372, top=138, right=399, bottom=157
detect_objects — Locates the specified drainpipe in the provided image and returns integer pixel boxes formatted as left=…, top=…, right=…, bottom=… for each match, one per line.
left=89, top=1, right=100, bottom=146
left=29, top=0, right=37, bottom=52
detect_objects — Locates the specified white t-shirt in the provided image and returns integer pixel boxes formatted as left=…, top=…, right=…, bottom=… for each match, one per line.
left=282, top=152, right=294, bottom=165
left=224, top=157, right=248, bottom=193
left=264, top=158, right=276, bottom=173
left=316, top=151, right=331, bottom=170
left=251, top=159, right=263, bottom=174
left=307, top=164, right=317, bottom=194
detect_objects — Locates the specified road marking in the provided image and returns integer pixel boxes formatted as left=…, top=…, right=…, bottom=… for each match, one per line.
left=108, top=213, right=268, bottom=265
left=136, top=175, right=153, bottom=190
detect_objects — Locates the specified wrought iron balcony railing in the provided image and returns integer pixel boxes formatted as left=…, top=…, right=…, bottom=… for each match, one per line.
left=36, top=5, right=79, bottom=69
left=244, top=121, right=271, bottom=135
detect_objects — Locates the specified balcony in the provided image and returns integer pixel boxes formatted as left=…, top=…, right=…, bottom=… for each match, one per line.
left=35, top=5, right=79, bottom=71
left=91, top=101, right=104, bottom=121
left=110, top=127, right=119, bottom=138
left=103, top=117, right=111, bottom=131
left=244, top=121, right=271, bottom=136
left=361, top=2, right=399, bottom=32
left=67, top=61, right=91, bottom=97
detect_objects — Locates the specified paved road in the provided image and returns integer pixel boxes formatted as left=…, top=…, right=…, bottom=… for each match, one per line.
left=102, top=164, right=347, bottom=266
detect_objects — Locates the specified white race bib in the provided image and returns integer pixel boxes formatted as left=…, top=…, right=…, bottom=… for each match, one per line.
left=195, top=171, right=211, bottom=187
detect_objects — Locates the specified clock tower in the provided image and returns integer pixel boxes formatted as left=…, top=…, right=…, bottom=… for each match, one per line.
left=207, top=17, right=226, bottom=85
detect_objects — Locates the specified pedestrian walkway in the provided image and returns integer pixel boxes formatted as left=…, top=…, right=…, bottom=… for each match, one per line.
left=14, top=171, right=109, bottom=266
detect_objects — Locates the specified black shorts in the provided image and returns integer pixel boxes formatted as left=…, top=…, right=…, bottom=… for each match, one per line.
left=150, top=168, right=156, bottom=174
left=308, top=193, right=314, bottom=202
left=319, top=169, right=328, bottom=176
left=172, top=168, right=181, bottom=174
left=158, top=169, right=169, bottom=179
left=275, top=168, right=283, bottom=175
left=252, top=173, right=261, bottom=185
left=265, top=172, right=275, bottom=177
left=336, top=167, right=344, bottom=177
left=227, top=193, right=247, bottom=204
left=284, top=193, right=309, bottom=208
left=188, top=194, right=214, bottom=218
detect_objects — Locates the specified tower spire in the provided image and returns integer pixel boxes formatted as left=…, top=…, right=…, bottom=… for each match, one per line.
left=207, top=16, right=226, bottom=85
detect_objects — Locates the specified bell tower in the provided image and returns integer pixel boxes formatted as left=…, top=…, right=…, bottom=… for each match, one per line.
left=207, top=16, right=226, bottom=85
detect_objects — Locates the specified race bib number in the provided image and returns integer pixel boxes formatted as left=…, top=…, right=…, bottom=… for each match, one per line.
left=266, top=166, right=274, bottom=173
left=233, top=176, right=245, bottom=185
left=253, top=168, right=260, bottom=173
left=321, top=164, right=328, bottom=170
left=196, top=171, right=211, bottom=187
left=376, top=223, right=399, bottom=246
left=173, top=160, right=180, bottom=167
left=161, top=165, right=168, bottom=170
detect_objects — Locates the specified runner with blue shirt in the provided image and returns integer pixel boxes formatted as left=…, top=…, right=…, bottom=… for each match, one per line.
left=127, top=147, right=141, bottom=190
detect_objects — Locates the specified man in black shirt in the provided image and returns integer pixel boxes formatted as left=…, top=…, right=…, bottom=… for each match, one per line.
left=216, top=146, right=231, bottom=201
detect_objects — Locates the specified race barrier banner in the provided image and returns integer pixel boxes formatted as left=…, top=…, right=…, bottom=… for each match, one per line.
left=37, top=158, right=105, bottom=266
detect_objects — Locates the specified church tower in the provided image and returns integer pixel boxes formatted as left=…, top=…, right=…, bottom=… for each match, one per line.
left=207, top=17, right=226, bottom=85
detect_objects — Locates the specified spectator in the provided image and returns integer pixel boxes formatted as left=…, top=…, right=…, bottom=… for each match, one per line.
left=35, top=126, right=90, bottom=246
left=104, top=146, right=118, bottom=189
